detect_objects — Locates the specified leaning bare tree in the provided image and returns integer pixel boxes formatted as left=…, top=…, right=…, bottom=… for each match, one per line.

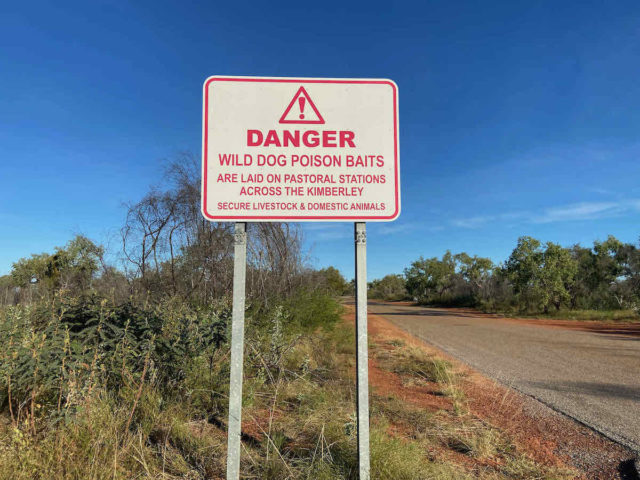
left=121, top=152, right=305, bottom=304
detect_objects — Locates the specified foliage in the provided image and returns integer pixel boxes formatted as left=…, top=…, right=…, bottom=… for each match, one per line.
left=454, top=253, right=494, bottom=297
left=505, top=238, right=578, bottom=312
left=403, top=235, right=640, bottom=317
left=10, top=236, right=103, bottom=292
left=315, top=266, right=351, bottom=296
left=0, top=296, right=231, bottom=425
left=0, top=257, right=576, bottom=480
left=283, top=287, right=343, bottom=333
left=404, top=251, right=457, bottom=303
left=368, top=274, right=408, bottom=301
left=0, top=287, right=346, bottom=479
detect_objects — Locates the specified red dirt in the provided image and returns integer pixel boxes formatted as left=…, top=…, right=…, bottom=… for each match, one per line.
left=393, top=303, right=640, bottom=337
left=368, top=356, right=450, bottom=411
left=345, top=305, right=636, bottom=480
left=505, top=316, right=640, bottom=336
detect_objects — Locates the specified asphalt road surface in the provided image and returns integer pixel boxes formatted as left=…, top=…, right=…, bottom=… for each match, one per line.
left=368, top=301, right=640, bottom=453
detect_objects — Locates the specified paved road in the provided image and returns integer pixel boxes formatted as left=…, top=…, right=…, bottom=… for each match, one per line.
left=368, top=301, right=640, bottom=452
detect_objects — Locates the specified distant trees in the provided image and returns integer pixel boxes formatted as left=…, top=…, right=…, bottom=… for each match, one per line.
left=2, top=150, right=637, bottom=319
left=454, top=253, right=494, bottom=300
left=1, top=152, right=343, bottom=309
left=368, top=274, right=408, bottom=301
left=10, top=253, right=50, bottom=288
left=504, top=237, right=577, bottom=312
left=404, top=252, right=458, bottom=303
left=314, top=266, right=351, bottom=296
left=6, top=235, right=104, bottom=301
left=568, top=235, right=640, bottom=310
left=616, top=240, right=640, bottom=308
left=370, top=234, right=639, bottom=315
left=403, top=251, right=494, bottom=305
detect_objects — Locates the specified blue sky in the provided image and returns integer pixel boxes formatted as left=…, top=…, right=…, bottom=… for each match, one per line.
left=2, top=0, right=640, bottom=280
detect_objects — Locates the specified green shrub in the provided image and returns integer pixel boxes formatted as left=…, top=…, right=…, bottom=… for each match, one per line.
left=284, top=289, right=343, bottom=333
left=0, top=295, right=231, bottom=424
left=388, top=346, right=454, bottom=385
left=371, top=428, right=467, bottom=480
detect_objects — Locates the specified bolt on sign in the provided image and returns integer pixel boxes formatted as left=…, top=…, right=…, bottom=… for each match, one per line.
left=201, top=76, right=400, bottom=221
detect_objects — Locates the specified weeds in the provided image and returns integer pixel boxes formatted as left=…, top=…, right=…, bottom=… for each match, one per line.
left=391, top=346, right=454, bottom=385
left=376, top=343, right=465, bottom=413
left=371, top=340, right=577, bottom=480
left=0, top=295, right=579, bottom=479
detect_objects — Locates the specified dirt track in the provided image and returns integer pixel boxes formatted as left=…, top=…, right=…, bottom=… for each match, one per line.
left=368, top=301, right=640, bottom=454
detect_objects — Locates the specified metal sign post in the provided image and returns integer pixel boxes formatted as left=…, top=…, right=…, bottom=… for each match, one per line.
left=355, top=222, right=370, bottom=479
left=227, top=222, right=247, bottom=480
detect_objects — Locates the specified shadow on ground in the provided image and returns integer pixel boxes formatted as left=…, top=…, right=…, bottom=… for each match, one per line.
left=524, top=380, right=640, bottom=402
left=618, top=458, right=640, bottom=480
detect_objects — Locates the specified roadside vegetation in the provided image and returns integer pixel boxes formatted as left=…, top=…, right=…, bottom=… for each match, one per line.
left=369, top=236, right=640, bottom=321
left=369, top=339, right=575, bottom=479
left=0, top=153, right=579, bottom=478
left=0, top=290, right=575, bottom=479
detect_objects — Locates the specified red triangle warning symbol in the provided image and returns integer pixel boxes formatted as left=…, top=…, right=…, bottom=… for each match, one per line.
left=279, top=86, right=325, bottom=124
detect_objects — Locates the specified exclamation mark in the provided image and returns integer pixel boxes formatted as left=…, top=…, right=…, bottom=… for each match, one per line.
left=299, top=97, right=306, bottom=119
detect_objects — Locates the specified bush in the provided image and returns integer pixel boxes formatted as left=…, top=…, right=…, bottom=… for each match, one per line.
left=284, top=289, right=343, bottom=333
left=0, top=295, right=231, bottom=425
left=368, top=274, right=409, bottom=301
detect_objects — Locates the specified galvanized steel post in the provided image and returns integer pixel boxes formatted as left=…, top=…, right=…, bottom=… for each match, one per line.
left=354, top=222, right=370, bottom=479
left=227, top=222, right=247, bottom=480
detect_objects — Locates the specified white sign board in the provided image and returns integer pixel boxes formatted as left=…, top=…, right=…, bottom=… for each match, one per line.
left=202, top=76, right=400, bottom=221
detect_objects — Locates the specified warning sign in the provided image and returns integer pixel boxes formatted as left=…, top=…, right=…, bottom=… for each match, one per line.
left=202, top=76, right=400, bottom=222
left=279, top=87, right=325, bottom=124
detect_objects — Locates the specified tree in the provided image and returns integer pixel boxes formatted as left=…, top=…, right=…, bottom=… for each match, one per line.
left=53, top=235, right=104, bottom=291
left=593, top=235, right=624, bottom=282
left=404, top=251, right=456, bottom=303
left=316, top=267, right=350, bottom=296
left=121, top=152, right=306, bottom=304
left=568, top=244, right=597, bottom=309
left=454, top=253, right=493, bottom=299
left=538, top=242, right=577, bottom=312
left=368, top=274, right=407, bottom=301
left=567, top=236, right=637, bottom=309
left=504, top=236, right=543, bottom=298
left=11, top=253, right=51, bottom=288
left=505, top=237, right=577, bottom=312
left=10, top=235, right=104, bottom=295
left=610, top=238, right=640, bottom=309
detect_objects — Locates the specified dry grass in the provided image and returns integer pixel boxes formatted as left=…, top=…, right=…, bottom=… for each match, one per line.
left=369, top=338, right=577, bottom=480
left=0, top=311, right=579, bottom=480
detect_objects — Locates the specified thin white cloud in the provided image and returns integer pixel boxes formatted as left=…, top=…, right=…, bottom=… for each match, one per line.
left=302, top=223, right=351, bottom=241
left=588, top=187, right=615, bottom=196
left=532, top=201, right=631, bottom=223
left=451, top=215, right=495, bottom=229
left=375, top=223, right=415, bottom=235
left=304, top=221, right=435, bottom=240
left=450, top=199, right=640, bottom=229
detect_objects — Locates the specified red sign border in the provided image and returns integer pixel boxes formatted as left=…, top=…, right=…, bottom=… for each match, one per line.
left=202, top=76, right=400, bottom=222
